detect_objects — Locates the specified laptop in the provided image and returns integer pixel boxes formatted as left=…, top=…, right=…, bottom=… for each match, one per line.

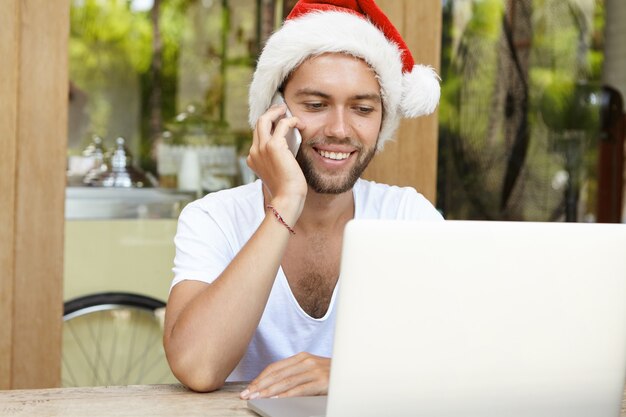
left=249, top=220, right=626, bottom=417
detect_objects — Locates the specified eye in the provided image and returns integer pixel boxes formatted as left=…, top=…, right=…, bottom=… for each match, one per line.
left=304, top=102, right=325, bottom=111
left=354, top=105, right=375, bottom=115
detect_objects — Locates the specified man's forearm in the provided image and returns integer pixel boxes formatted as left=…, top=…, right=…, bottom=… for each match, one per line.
left=164, top=213, right=294, bottom=391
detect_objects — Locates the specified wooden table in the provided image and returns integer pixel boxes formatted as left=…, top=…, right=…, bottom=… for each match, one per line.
left=0, top=382, right=256, bottom=417
left=2, top=382, right=626, bottom=416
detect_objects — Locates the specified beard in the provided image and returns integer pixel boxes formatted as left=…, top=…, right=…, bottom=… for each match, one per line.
left=295, top=137, right=378, bottom=194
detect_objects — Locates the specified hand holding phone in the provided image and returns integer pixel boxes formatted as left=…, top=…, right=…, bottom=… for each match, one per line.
left=270, top=92, right=302, bottom=156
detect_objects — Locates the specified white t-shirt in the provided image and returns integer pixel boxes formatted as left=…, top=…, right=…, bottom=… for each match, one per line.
left=171, top=179, right=443, bottom=381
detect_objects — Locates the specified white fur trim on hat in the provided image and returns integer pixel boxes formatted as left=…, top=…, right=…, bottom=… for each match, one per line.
left=402, top=65, right=441, bottom=118
left=248, top=10, right=439, bottom=149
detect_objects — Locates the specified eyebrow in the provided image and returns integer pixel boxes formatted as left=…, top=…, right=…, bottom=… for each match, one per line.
left=294, top=88, right=381, bottom=103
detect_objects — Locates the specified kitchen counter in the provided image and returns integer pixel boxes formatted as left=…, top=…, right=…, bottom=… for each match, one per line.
left=65, top=186, right=193, bottom=220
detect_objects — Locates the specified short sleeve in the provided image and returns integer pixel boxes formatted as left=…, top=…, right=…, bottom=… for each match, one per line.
left=354, top=179, right=445, bottom=221
left=398, top=188, right=445, bottom=221
left=171, top=202, right=235, bottom=289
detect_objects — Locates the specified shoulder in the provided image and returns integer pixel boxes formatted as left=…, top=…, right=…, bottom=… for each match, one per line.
left=172, top=182, right=263, bottom=288
left=181, top=180, right=262, bottom=219
left=178, top=180, right=264, bottom=235
left=354, top=179, right=443, bottom=220
left=354, top=178, right=427, bottom=205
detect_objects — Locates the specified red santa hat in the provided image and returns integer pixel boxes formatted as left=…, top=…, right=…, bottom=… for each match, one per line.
left=248, top=0, right=441, bottom=149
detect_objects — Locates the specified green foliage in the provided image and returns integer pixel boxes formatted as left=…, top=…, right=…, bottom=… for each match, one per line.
left=539, top=80, right=601, bottom=132
left=70, top=0, right=152, bottom=78
left=69, top=0, right=153, bottom=147
left=69, top=0, right=258, bottom=173
left=438, top=0, right=606, bottom=221
left=466, top=0, right=504, bottom=41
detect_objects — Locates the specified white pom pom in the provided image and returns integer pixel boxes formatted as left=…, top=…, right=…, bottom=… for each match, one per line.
left=401, top=65, right=441, bottom=118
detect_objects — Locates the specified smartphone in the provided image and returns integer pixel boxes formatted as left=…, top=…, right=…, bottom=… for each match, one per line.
left=270, top=92, right=302, bottom=156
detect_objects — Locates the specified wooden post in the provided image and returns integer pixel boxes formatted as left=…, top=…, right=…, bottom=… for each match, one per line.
left=0, top=0, right=69, bottom=389
left=364, top=0, right=442, bottom=204
left=0, top=0, right=20, bottom=391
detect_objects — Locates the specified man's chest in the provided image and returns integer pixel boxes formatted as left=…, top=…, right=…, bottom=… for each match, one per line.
left=282, top=236, right=342, bottom=319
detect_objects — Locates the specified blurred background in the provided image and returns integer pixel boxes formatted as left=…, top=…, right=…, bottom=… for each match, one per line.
left=3, top=0, right=623, bottom=389
left=66, top=0, right=625, bottom=223
left=60, top=0, right=624, bottom=387
left=437, top=0, right=624, bottom=223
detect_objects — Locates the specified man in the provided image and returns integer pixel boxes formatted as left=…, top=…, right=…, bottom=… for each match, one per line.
left=163, top=0, right=442, bottom=399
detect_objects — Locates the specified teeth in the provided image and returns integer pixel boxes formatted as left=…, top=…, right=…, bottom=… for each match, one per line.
left=318, top=150, right=350, bottom=160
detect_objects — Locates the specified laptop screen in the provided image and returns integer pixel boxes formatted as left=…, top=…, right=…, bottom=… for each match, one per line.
left=326, top=220, right=626, bottom=417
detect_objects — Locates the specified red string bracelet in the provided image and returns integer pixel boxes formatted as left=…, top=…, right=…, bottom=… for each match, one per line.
left=266, top=205, right=296, bottom=235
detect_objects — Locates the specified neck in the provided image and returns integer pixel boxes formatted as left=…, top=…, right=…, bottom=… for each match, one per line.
left=297, top=184, right=356, bottom=234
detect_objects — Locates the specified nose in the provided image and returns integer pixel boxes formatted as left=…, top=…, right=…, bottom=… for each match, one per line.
left=323, top=107, right=352, bottom=139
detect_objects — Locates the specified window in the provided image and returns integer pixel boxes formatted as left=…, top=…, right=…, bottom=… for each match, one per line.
left=438, top=0, right=624, bottom=222
left=68, top=0, right=280, bottom=191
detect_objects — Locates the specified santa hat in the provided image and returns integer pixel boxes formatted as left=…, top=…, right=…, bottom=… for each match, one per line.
left=248, top=0, right=440, bottom=149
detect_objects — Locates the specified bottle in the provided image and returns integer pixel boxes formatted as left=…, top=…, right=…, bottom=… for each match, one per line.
left=156, top=131, right=178, bottom=189
left=100, top=137, right=133, bottom=188
left=82, top=135, right=107, bottom=185
left=177, top=147, right=201, bottom=196
left=98, top=137, right=151, bottom=188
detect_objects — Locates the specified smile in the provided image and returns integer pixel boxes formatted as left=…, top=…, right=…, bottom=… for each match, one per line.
left=317, top=149, right=351, bottom=161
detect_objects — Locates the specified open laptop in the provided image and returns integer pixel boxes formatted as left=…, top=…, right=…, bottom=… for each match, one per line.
left=249, top=220, right=626, bottom=417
